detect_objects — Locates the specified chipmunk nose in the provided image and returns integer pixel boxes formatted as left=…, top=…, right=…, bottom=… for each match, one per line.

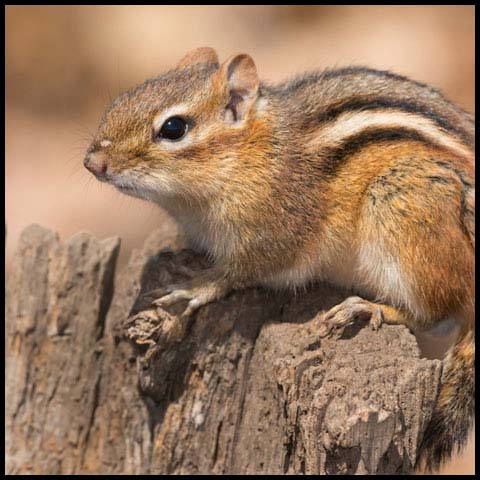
left=84, top=151, right=109, bottom=178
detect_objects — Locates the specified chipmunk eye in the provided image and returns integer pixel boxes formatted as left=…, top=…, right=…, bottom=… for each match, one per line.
left=157, top=116, right=188, bottom=141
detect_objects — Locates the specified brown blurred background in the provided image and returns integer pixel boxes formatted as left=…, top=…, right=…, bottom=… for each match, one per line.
left=5, top=6, right=474, bottom=473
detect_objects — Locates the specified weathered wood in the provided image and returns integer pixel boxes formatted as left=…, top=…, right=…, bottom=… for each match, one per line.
left=5, top=225, right=442, bottom=474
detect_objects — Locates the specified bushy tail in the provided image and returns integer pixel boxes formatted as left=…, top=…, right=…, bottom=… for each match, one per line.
left=417, top=327, right=475, bottom=471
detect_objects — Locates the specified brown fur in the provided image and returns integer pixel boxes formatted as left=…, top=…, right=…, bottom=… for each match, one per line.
left=85, top=48, right=475, bottom=471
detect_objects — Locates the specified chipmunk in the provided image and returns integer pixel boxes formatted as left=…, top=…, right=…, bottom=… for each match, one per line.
left=84, top=47, right=474, bottom=472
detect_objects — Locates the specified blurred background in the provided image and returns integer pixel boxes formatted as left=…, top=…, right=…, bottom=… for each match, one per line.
left=5, top=6, right=474, bottom=473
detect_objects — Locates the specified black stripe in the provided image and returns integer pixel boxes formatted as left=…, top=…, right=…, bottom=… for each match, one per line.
left=321, top=66, right=430, bottom=89
left=316, top=96, right=473, bottom=147
left=320, top=67, right=473, bottom=122
left=279, top=66, right=473, bottom=137
left=282, top=67, right=432, bottom=95
left=317, top=127, right=432, bottom=177
left=322, top=67, right=473, bottom=123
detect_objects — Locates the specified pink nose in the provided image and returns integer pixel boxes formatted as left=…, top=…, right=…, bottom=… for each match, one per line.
left=84, top=151, right=109, bottom=178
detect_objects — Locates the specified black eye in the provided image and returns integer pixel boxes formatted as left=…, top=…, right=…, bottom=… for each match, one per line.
left=157, top=116, right=188, bottom=141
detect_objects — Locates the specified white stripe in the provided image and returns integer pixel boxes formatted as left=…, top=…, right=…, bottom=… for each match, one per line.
left=308, top=110, right=471, bottom=157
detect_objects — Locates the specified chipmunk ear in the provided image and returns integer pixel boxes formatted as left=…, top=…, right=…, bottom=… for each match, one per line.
left=216, top=53, right=259, bottom=123
left=176, top=47, right=219, bottom=69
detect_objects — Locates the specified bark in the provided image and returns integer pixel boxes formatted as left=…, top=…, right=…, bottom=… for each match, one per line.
left=5, top=224, right=442, bottom=474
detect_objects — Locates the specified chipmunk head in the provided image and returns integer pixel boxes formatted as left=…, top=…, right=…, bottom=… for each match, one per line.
left=85, top=47, right=267, bottom=204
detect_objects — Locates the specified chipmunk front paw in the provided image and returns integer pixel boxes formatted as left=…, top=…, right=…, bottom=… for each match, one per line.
left=318, top=296, right=384, bottom=337
left=152, top=271, right=230, bottom=320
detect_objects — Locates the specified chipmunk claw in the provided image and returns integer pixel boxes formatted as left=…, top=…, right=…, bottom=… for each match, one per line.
left=318, top=296, right=384, bottom=337
left=152, top=277, right=229, bottom=319
left=153, top=288, right=192, bottom=307
left=152, top=288, right=201, bottom=320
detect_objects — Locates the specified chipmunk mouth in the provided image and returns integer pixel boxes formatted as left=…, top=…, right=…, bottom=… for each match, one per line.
left=110, top=170, right=180, bottom=202
left=111, top=174, right=156, bottom=201
left=107, top=174, right=138, bottom=193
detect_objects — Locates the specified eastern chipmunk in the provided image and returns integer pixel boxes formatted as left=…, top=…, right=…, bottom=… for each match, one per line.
left=84, top=47, right=474, bottom=472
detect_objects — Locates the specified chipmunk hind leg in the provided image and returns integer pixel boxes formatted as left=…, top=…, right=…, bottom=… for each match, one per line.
left=354, top=151, right=474, bottom=324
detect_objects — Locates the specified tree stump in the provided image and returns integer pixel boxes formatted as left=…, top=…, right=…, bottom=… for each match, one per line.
left=5, top=224, right=443, bottom=474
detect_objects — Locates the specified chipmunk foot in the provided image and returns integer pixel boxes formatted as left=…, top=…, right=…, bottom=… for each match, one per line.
left=152, top=271, right=230, bottom=320
left=318, top=296, right=384, bottom=337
